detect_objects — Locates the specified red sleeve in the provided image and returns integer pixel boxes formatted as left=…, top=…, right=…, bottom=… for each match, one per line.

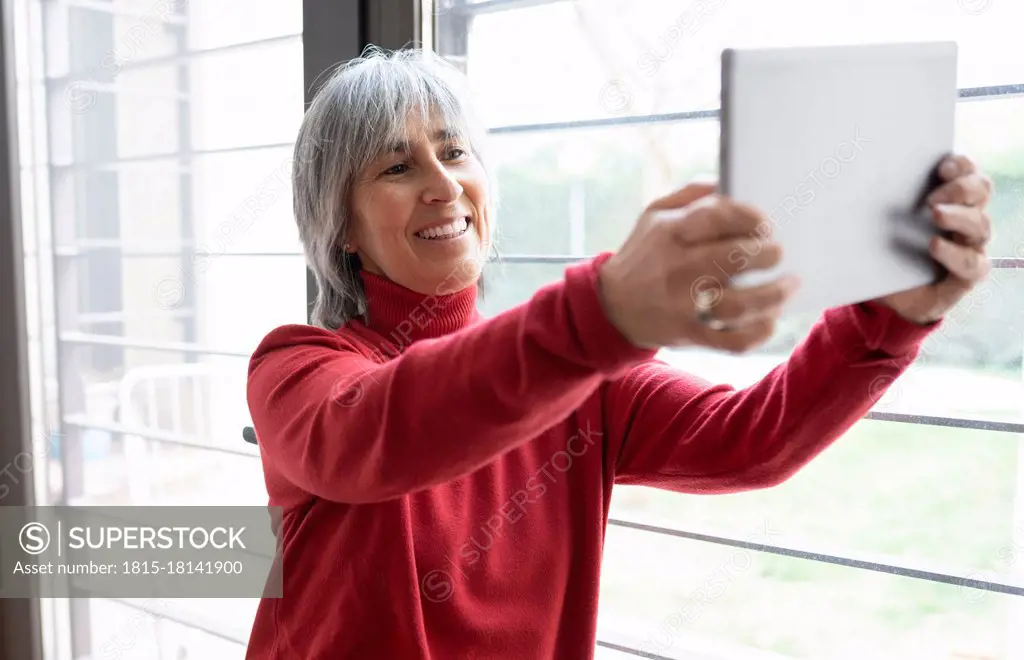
left=607, top=301, right=940, bottom=493
left=247, top=253, right=655, bottom=504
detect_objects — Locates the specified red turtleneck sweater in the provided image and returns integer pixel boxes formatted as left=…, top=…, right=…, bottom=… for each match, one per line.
left=244, top=252, right=937, bottom=659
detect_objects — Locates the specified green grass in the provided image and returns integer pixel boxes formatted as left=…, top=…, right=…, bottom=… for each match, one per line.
left=601, top=419, right=1021, bottom=658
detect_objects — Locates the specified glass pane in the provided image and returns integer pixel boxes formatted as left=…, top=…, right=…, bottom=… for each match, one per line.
left=599, top=522, right=1023, bottom=659
left=478, top=261, right=567, bottom=317
left=154, top=616, right=247, bottom=658
left=487, top=95, right=1024, bottom=260
left=113, top=65, right=184, bottom=157
left=86, top=598, right=252, bottom=659
left=489, top=118, right=717, bottom=256
left=77, top=445, right=266, bottom=507
left=191, top=147, right=302, bottom=254
left=186, top=0, right=302, bottom=50
left=610, top=420, right=1023, bottom=582
left=192, top=256, right=308, bottom=354
left=443, top=0, right=1024, bottom=127
left=43, top=4, right=182, bottom=76
left=52, top=347, right=262, bottom=505
left=189, top=38, right=304, bottom=151
left=87, top=599, right=164, bottom=660
left=52, top=30, right=305, bottom=158
left=662, top=268, right=1024, bottom=424
left=956, top=96, right=1024, bottom=259
left=17, top=0, right=305, bottom=656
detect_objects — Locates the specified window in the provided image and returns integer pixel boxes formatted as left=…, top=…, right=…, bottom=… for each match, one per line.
left=12, top=0, right=1023, bottom=657
left=16, top=0, right=305, bottom=656
left=434, top=0, right=1024, bottom=658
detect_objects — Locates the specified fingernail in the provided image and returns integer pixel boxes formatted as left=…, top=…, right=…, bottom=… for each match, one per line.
left=940, top=159, right=959, bottom=179
left=934, top=203, right=956, bottom=216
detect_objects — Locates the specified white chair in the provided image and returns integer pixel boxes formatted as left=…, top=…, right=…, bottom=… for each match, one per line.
left=117, top=362, right=248, bottom=504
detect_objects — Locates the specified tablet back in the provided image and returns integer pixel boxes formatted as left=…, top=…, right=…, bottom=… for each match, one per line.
left=719, top=41, right=958, bottom=315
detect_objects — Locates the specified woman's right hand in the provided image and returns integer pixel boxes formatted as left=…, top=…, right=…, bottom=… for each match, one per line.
left=597, top=182, right=801, bottom=353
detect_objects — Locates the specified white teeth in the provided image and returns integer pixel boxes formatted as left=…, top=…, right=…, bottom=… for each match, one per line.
left=417, top=217, right=469, bottom=240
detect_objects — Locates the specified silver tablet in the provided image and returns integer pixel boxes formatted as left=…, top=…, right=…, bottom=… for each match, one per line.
left=719, top=41, right=958, bottom=315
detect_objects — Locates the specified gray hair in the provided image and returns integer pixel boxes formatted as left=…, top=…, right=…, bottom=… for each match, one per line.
left=292, top=46, right=495, bottom=330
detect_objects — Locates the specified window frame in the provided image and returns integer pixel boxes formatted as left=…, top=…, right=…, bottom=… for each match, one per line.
left=0, top=0, right=46, bottom=656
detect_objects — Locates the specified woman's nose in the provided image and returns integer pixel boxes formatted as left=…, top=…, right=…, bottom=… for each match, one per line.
left=423, top=165, right=463, bottom=203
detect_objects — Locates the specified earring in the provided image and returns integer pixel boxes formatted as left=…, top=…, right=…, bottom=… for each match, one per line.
left=344, top=243, right=352, bottom=253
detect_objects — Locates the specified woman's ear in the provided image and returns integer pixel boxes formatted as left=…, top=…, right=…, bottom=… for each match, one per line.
left=338, top=234, right=357, bottom=254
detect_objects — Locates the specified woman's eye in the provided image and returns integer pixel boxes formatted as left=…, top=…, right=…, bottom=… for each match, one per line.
left=444, top=147, right=467, bottom=160
left=383, top=163, right=408, bottom=176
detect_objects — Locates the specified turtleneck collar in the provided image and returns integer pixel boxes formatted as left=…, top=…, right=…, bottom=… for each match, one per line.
left=353, top=270, right=481, bottom=349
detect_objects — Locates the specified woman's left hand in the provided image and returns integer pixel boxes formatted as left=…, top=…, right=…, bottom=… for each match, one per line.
left=876, top=154, right=994, bottom=325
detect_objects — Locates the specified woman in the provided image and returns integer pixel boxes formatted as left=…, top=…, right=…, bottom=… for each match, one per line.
left=245, top=48, right=993, bottom=659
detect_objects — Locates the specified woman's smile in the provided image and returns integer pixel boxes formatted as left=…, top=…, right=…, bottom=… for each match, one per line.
left=413, top=216, right=472, bottom=241
left=347, top=112, right=491, bottom=292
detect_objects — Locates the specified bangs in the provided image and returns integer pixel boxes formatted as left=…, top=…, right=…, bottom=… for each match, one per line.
left=348, top=55, right=476, bottom=175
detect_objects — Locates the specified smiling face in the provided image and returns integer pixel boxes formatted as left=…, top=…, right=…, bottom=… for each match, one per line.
left=348, top=111, right=491, bottom=296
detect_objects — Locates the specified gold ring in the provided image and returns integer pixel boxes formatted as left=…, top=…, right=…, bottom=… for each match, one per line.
left=694, top=294, right=729, bottom=331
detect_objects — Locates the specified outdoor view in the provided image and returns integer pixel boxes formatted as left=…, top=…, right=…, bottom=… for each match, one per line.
left=454, top=0, right=1024, bottom=659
